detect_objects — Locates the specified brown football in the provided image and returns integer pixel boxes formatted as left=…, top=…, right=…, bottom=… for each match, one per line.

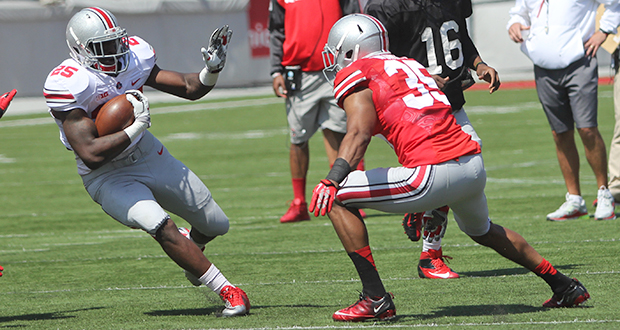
left=94, top=94, right=135, bottom=136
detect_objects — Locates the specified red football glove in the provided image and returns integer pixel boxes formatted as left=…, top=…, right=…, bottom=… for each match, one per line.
left=0, top=89, right=17, bottom=119
left=0, top=264, right=4, bottom=277
left=309, top=179, right=338, bottom=216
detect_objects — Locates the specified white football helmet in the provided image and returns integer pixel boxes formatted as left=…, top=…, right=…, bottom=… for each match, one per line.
left=322, top=14, right=389, bottom=82
left=66, top=7, right=129, bottom=75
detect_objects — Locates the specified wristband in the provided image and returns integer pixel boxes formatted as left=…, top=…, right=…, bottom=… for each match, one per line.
left=326, top=158, right=352, bottom=184
left=474, top=61, right=487, bottom=70
left=271, top=72, right=283, bottom=79
left=123, top=120, right=148, bottom=142
left=199, top=67, right=219, bottom=86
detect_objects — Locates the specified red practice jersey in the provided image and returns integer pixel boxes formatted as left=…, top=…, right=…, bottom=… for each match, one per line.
left=333, top=54, right=481, bottom=168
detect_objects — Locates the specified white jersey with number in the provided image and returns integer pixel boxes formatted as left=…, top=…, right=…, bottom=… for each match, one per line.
left=43, top=36, right=156, bottom=175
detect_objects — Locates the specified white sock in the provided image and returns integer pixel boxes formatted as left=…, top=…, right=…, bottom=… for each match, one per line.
left=567, top=194, right=583, bottom=204
left=198, top=264, right=232, bottom=294
left=422, top=238, right=442, bottom=253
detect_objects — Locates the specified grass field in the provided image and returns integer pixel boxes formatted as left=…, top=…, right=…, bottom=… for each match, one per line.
left=0, top=84, right=619, bottom=329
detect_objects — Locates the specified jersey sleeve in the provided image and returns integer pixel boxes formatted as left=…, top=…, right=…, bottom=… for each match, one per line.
left=43, top=60, right=97, bottom=113
left=333, top=62, right=370, bottom=108
left=127, top=36, right=157, bottom=67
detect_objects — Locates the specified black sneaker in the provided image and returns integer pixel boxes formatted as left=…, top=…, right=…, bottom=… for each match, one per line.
left=543, top=278, right=590, bottom=307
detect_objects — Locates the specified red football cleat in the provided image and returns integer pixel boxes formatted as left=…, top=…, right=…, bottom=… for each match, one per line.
left=333, top=292, right=395, bottom=322
left=417, top=248, right=459, bottom=279
left=219, top=285, right=251, bottom=317
left=543, top=278, right=590, bottom=308
left=280, top=199, right=311, bottom=223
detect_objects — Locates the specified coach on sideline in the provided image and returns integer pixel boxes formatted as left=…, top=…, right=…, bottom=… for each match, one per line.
left=508, top=0, right=620, bottom=222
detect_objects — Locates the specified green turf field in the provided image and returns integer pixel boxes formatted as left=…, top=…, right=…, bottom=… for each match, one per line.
left=0, top=84, right=618, bottom=329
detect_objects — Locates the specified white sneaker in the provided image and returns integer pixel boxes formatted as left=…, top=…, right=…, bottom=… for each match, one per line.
left=178, top=227, right=204, bottom=286
left=546, top=193, right=588, bottom=221
left=594, top=186, right=616, bottom=220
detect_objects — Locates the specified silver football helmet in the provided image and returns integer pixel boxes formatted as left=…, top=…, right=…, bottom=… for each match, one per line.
left=66, top=7, right=129, bottom=75
left=322, top=14, right=389, bottom=82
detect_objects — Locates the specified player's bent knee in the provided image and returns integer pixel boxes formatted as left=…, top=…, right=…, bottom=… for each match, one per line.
left=127, top=200, right=169, bottom=236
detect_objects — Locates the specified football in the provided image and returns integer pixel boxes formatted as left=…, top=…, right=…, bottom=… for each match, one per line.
left=94, top=94, right=135, bottom=136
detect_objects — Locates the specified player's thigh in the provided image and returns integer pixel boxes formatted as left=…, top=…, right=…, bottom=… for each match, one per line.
left=150, top=155, right=229, bottom=237
left=337, top=166, right=439, bottom=213
left=435, top=154, right=490, bottom=236
left=86, top=173, right=168, bottom=236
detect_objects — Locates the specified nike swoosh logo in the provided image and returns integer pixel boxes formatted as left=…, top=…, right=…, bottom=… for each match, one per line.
left=157, top=146, right=164, bottom=155
left=131, top=78, right=140, bottom=86
left=373, top=300, right=386, bottom=313
left=427, top=271, right=452, bottom=279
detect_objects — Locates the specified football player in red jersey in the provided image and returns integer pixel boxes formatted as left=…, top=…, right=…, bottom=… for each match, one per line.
left=0, top=88, right=16, bottom=277
left=43, top=7, right=249, bottom=316
left=365, top=0, right=500, bottom=279
left=310, top=14, right=589, bottom=322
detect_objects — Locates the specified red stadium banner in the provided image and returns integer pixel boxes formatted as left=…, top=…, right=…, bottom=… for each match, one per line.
left=248, top=0, right=270, bottom=58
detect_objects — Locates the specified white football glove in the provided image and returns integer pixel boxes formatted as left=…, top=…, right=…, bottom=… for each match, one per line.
left=201, top=25, right=233, bottom=73
left=124, top=89, right=150, bottom=142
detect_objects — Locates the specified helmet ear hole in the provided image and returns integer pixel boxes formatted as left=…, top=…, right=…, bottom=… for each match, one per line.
left=345, top=50, right=353, bottom=60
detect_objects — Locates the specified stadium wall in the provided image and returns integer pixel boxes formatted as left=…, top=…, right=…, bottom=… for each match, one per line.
left=0, top=0, right=613, bottom=97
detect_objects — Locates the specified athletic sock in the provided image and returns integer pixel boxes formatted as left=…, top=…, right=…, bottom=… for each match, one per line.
left=533, top=258, right=572, bottom=293
left=198, top=264, right=232, bottom=294
left=422, top=238, right=441, bottom=253
left=348, top=245, right=386, bottom=299
left=292, top=178, right=306, bottom=202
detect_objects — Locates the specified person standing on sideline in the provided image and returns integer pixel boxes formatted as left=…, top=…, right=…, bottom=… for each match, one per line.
left=365, top=0, right=500, bottom=279
left=269, top=0, right=365, bottom=223
left=43, top=7, right=249, bottom=316
left=0, top=88, right=17, bottom=278
left=508, top=0, right=620, bottom=221
left=311, top=13, right=590, bottom=322
left=607, top=44, right=620, bottom=204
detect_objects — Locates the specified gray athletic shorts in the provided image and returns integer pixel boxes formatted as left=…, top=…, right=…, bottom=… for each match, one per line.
left=337, top=154, right=491, bottom=237
left=534, top=56, right=598, bottom=134
left=285, top=71, right=347, bottom=144
left=81, top=131, right=229, bottom=237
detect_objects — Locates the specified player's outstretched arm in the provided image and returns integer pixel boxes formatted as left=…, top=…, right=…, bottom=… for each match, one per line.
left=0, top=89, right=17, bottom=119
left=146, top=25, right=233, bottom=100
